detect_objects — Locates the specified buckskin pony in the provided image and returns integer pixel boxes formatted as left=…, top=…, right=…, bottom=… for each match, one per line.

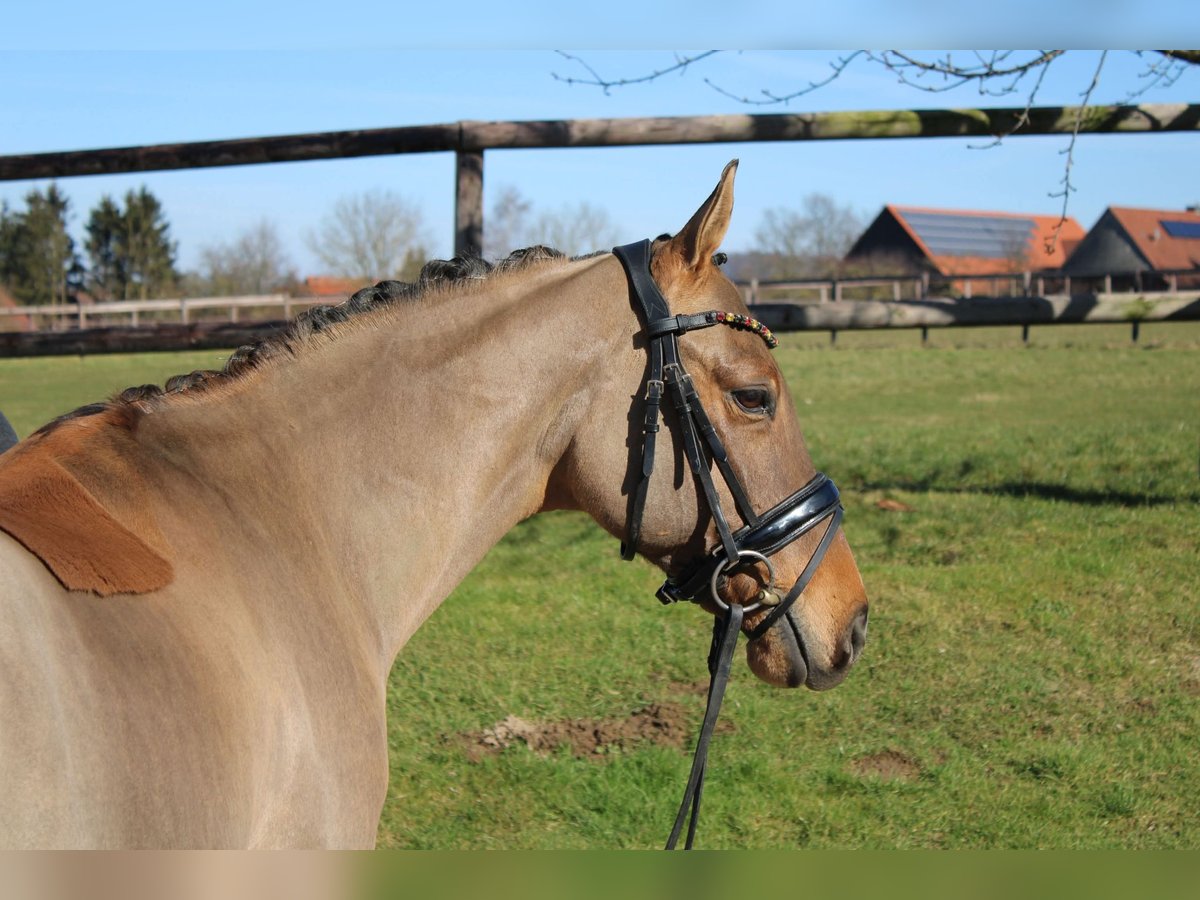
left=0, top=162, right=868, bottom=848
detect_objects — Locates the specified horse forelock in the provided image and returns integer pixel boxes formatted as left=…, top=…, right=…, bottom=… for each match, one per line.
left=32, top=245, right=586, bottom=437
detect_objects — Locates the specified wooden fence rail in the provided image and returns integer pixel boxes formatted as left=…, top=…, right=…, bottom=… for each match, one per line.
left=2, top=293, right=1195, bottom=359
left=5, top=266, right=1197, bottom=333
left=2, top=103, right=1196, bottom=256
left=752, top=292, right=1200, bottom=331
left=0, top=294, right=330, bottom=330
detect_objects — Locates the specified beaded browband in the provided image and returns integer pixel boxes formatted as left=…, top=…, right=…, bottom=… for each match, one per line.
left=645, top=309, right=778, bottom=349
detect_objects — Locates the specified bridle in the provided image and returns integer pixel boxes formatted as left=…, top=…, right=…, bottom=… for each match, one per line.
left=613, top=239, right=845, bottom=849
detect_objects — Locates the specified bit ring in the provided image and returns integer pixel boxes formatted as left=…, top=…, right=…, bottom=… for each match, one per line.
left=708, top=549, right=775, bottom=614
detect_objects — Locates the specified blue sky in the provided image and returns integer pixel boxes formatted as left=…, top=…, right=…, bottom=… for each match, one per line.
left=2, top=40, right=1198, bottom=275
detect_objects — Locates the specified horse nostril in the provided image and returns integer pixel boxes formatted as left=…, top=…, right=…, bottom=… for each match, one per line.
left=833, top=607, right=869, bottom=671
left=849, top=607, right=868, bottom=661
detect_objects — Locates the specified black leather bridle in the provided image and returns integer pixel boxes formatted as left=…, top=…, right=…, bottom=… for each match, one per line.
left=613, top=239, right=845, bottom=849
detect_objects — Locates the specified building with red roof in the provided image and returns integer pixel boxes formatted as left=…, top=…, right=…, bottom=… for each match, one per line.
left=303, top=276, right=370, bottom=298
left=845, top=205, right=1085, bottom=283
left=1063, top=206, right=1200, bottom=289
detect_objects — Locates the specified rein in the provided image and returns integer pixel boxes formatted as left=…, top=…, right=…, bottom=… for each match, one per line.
left=612, top=239, right=844, bottom=850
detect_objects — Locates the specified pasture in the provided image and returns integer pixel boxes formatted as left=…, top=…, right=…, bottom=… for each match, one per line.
left=1, top=320, right=1197, bottom=848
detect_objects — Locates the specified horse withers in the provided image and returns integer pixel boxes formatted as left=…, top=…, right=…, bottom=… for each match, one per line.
left=0, top=162, right=868, bottom=847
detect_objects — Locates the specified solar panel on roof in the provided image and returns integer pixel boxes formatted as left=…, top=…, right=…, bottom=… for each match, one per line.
left=1160, top=220, right=1200, bottom=239
left=901, top=211, right=1036, bottom=258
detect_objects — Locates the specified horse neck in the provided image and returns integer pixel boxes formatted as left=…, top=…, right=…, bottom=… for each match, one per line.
left=138, top=253, right=626, bottom=668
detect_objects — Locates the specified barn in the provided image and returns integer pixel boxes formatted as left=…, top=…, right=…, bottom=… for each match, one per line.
left=1062, top=206, right=1200, bottom=290
left=844, top=205, right=1084, bottom=295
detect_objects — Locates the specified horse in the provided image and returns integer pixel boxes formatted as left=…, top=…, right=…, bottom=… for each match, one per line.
left=0, top=161, right=868, bottom=848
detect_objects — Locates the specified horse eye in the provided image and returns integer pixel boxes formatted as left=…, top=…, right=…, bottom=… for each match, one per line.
left=732, top=388, right=772, bottom=415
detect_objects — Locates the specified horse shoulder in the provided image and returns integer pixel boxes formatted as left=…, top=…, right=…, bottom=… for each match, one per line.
left=0, top=412, right=173, bottom=596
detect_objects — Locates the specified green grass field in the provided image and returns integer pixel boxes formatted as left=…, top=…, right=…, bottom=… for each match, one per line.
left=1, top=321, right=1198, bottom=848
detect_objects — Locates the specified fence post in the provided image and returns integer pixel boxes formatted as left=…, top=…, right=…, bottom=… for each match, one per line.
left=455, top=149, right=484, bottom=257
left=832, top=280, right=842, bottom=302
left=964, top=279, right=972, bottom=299
left=180, top=298, right=189, bottom=325
left=1131, top=320, right=1140, bottom=343
left=749, top=277, right=759, bottom=306
left=892, top=280, right=901, bottom=301
left=1064, top=275, right=1071, bottom=296
left=78, top=304, right=86, bottom=329
left=1103, top=273, right=1112, bottom=293
left=132, top=308, right=139, bottom=327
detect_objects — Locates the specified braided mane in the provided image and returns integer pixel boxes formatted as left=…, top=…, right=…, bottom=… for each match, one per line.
left=34, top=245, right=576, bottom=437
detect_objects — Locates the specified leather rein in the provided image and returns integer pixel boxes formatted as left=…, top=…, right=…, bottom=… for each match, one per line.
left=613, top=239, right=844, bottom=850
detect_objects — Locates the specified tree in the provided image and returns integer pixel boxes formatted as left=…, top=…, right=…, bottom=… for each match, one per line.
left=534, top=201, right=619, bottom=257
left=307, top=189, right=428, bottom=280
left=484, top=186, right=533, bottom=260
left=196, top=219, right=296, bottom=296
left=485, top=185, right=619, bottom=258
left=118, top=187, right=178, bottom=300
left=84, top=195, right=123, bottom=300
left=83, top=188, right=179, bottom=301
left=753, top=194, right=863, bottom=279
left=0, top=185, right=81, bottom=306
left=0, top=202, right=20, bottom=297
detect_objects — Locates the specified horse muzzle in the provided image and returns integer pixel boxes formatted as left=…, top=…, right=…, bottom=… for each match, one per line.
left=655, top=473, right=842, bottom=618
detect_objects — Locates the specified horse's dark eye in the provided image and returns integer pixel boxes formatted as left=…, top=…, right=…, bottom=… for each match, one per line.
left=732, top=388, right=772, bottom=415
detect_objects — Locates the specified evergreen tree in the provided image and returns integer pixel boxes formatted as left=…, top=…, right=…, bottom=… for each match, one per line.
left=117, top=187, right=178, bottom=300
left=0, top=185, right=82, bottom=306
left=84, top=195, right=124, bottom=301
left=0, top=202, right=21, bottom=296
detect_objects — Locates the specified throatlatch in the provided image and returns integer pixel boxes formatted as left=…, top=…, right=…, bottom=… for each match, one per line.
left=612, top=239, right=845, bottom=849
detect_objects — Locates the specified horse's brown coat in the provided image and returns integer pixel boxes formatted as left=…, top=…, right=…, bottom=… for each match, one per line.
left=0, top=414, right=173, bottom=595
left=0, top=163, right=867, bottom=847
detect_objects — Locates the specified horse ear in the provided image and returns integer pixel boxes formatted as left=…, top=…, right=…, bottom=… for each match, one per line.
left=668, top=159, right=738, bottom=271
left=0, top=428, right=173, bottom=597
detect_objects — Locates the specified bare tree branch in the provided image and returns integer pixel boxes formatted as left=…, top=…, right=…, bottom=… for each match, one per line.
left=552, top=51, right=720, bottom=94
left=552, top=50, right=1196, bottom=249
left=967, top=54, right=1058, bottom=148
left=1123, top=51, right=1191, bottom=102
left=866, top=51, right=1067, bottom=96
left=703, top=52, right=865, bottom=105
left=1044, top=51, right=1108, bottom=255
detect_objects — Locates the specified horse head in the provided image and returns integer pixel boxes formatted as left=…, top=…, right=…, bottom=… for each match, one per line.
left=553, top=161, right=868, bottom=692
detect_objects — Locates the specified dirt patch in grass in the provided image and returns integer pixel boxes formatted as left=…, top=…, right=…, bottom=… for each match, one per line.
left=849, top=750, right=921, bottom=782
left=462, top=702, right=720, bottom=762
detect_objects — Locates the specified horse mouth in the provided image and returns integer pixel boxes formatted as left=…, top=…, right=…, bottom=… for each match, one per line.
left=781, top=609, right=811, bottom=688
left=744, top=609, right=810, bottom=689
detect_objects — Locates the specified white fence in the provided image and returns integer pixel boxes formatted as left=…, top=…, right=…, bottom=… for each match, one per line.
left=0, top=294, right=337, bottom=330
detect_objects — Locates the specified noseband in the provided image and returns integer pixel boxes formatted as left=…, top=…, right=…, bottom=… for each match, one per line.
left=613, top=239, right=844, bottom=849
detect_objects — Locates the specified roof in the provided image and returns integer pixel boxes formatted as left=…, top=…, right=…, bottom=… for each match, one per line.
left=1104, top=207, right=1200, bottom=271
left=889, top=205, right=1084, bottom=276
left=303, top=276, right=370, bottom=297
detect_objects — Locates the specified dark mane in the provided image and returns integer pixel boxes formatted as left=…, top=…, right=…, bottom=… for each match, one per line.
left=33, top=245, right=575, bottom=437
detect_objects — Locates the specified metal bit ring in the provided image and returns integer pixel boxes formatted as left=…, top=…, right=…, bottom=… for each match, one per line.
left=708, top=550, right=775, bottom=615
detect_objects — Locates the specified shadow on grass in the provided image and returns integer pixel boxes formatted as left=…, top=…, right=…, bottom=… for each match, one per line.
left=854, top=478, right=1196, bottom=507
